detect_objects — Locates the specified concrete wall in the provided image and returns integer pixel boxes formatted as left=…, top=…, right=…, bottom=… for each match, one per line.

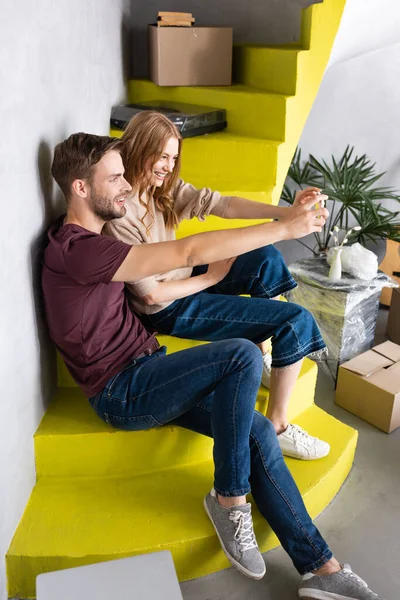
left=0, top=1, right=130, bottom=598
left=131, top=0, right=321, bottom=78
left=300, top=0, right=400, bottom=192
left=277, top=0, right=400, bottom=265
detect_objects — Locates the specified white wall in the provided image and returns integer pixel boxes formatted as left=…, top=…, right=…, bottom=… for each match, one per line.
left=0, top=1, right=130, bottom=598
left=276, top=0, right=400, bottom=265
left=299, top=0, right=400, bottom=193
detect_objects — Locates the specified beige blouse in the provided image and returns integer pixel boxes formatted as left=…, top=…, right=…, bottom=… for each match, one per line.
left=103, top=179, right=231, bottom=315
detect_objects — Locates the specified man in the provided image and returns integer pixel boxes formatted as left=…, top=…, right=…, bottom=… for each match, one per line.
left=42, top=132, right=381, bottom=600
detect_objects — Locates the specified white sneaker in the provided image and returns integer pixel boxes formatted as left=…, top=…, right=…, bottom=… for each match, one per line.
left=261, top=352, right=272, bottom=388
left=277, top=423, right=330, bottom=460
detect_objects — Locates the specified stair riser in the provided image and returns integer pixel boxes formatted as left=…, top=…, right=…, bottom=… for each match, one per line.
left=35, top=429, right=213, bottom=480
left=129, top=81, right=287, bottom=141
left=233, top=46, right=300, bottom=95
left=180, top=137, right=278, bottom=190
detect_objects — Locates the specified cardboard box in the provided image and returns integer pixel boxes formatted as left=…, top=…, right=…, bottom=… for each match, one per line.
left=379, top=240, right=400, bottom=306
left=148, top=25, right=233, bottom=86
left=387, top=286, right=400, bottom=344
left=335, top=340, right=400, bottom=433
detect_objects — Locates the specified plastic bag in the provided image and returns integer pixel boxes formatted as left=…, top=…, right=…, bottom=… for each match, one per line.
left=289, top=256, right=396, bottom=380
left=327, top=243, right=378, bottom=281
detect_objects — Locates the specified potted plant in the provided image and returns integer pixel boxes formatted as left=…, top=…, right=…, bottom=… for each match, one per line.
left=281, top=147, right=400, bottom=381
left=281, top=146, right=400, bottom=256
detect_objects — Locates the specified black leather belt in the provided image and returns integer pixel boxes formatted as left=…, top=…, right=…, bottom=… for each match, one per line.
left=134, top=339, right=161, bottom=360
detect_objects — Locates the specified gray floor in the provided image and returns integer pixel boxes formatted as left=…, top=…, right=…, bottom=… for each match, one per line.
left=181, top=308, right=400, bottom=600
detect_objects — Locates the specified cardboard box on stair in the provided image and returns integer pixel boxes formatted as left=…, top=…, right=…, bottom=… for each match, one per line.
left=149, top=11, right=232, bottom=86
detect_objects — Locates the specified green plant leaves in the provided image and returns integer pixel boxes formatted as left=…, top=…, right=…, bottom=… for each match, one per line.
left=283, top=145, right=400, bottom=253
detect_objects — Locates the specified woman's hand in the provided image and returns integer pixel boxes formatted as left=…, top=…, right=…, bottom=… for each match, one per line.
left=280, top=194, right=329, bottom=240
left=206, top=257, right=237, bottom=284
left=293, top=187, right=328, bottom=208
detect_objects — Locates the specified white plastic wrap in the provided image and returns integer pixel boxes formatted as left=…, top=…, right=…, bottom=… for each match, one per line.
left=327, top=243, right=378, bottom=281
left=288, top=257, right=397, bottom=381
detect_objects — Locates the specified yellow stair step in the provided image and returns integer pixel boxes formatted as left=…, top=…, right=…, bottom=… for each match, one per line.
left=233, top=45, right=304, bottom=95
left=128, top=80, right=290, bottom=141
left=7, top=405, right=358, bottom=599
left=111, top=128, right=281, bottom=192
left=44, top=355, right=317, bottom=479
left=179, top=132, right=281, bottom=191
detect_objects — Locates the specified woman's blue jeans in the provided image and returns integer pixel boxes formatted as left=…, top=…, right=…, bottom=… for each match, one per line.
left=89, top=339, right=332, bottom=575
left=142, top=246, right=326, bottom=368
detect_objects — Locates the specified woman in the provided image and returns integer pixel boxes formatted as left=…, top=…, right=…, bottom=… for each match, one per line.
left=104, top=111, right=329, bottom=461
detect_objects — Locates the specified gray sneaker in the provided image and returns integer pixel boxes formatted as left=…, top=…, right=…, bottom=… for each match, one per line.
left=204, top=488, right=266, bottom=580
left=298, top=564, right=382, bottom=599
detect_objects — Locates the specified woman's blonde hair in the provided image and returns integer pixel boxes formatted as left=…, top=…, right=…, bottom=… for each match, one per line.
left=122, top=111, right=182, bottom=233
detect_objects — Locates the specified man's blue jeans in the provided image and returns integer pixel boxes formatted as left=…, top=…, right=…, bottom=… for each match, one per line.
left=142, top=246, right=326, bottom=368
left=89, top=339, right=332, bottom=575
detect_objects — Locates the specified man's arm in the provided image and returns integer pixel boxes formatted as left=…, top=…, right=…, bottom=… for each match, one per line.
left=112, top=193, right=328, bottom=283
left=223, top=188, right=326, bottom=220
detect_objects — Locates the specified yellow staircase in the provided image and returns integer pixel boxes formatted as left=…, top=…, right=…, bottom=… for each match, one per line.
left=7, top=1, right=354, bottom=598
left=7, top=344, right=357, bottom=599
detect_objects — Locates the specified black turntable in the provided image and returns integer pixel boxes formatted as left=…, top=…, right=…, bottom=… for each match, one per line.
left=110, top=100, right=227, bottom=138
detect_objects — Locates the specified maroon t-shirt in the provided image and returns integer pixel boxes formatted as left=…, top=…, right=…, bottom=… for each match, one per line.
left=42, top=218, right=155, bottom=397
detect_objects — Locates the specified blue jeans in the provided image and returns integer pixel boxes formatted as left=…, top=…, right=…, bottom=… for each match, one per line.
left=89, top=339, right=332, bottom=574
left=142, top=246, right=326, bottom=368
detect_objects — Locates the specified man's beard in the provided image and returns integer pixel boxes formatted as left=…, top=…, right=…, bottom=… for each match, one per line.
left=89, top=190, right=126, bottom=221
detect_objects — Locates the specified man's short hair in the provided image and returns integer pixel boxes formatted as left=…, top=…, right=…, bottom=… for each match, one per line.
left=51, top=133, right=123, bottom=200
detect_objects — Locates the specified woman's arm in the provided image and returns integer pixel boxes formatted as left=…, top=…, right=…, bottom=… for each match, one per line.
left=142, top=258, right=235, bottom=305
left=223, top=188, right=326, bottom=220
left=112, top=192, right=328, bottom=283
left=173, top=179, right=231, bottom=222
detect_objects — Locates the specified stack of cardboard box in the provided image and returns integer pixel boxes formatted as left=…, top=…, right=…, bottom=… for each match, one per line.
left=149, top=12, right=233, bottom=86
